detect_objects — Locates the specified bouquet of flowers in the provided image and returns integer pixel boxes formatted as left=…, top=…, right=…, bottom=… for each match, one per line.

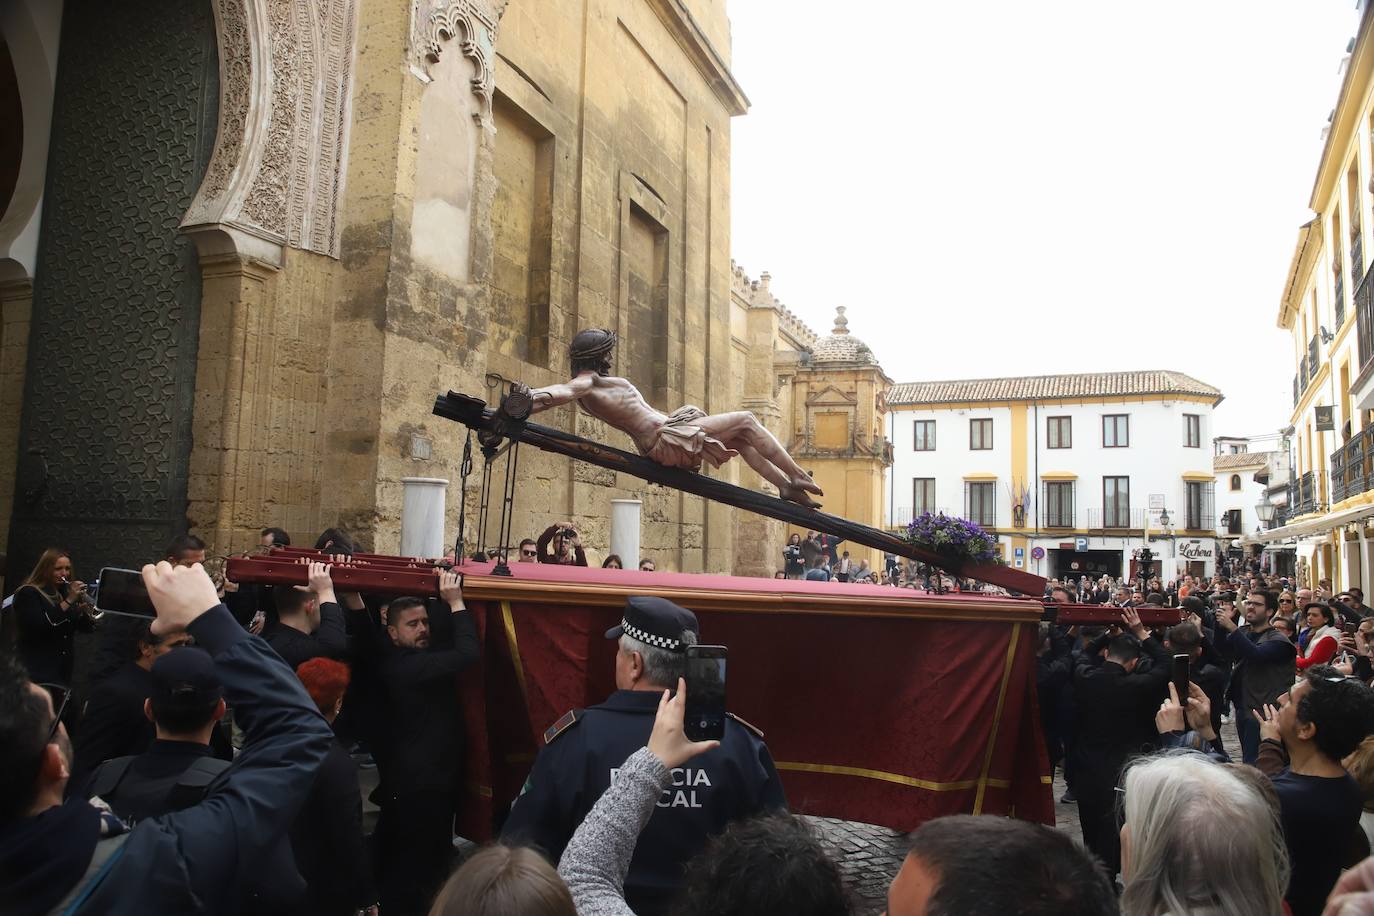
left=904, top=512, right=1002, bottom=565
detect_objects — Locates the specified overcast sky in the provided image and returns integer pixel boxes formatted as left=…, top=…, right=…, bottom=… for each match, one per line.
left=729, top=1, right=1360, bottom=442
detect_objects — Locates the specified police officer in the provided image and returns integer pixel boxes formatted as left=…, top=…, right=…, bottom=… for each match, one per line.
left=501, top=596, right=786, bottom=916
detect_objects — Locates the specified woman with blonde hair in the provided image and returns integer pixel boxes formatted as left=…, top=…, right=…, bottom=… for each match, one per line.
left=1120, top=751, right=1289, bottom=915
left=10, top=547, right=96, bottom=687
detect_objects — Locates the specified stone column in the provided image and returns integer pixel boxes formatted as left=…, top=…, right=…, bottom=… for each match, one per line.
left=610, top=498, right=642, bottom=569
left=401, top=477, right=449, bottom=558
left=184, top=238, right=281, bottom=554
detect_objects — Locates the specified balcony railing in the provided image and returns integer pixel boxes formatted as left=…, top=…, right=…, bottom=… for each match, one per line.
left=1309, top=334, right=1321, bottom=381
left=891, top=506, right=956, bottom=527
left=1183, top=513, right=1216, bottom=531
left=1086, top=508, right=1147, bottom=530
left=1289, top=469, right=1330, bottom=517
left=1354, top=232, right=1365, bottom=301
left=1357, top=262, right=1374, bottom=373
left=1332, top=428, right=1374, bottom=504
left=1337, top=270, right=1348, bottom=329
left=1044, top=508, right=1075, bottom=528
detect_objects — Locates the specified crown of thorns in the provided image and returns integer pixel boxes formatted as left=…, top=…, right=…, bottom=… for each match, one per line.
left=570, top=329, right=617, bottom=360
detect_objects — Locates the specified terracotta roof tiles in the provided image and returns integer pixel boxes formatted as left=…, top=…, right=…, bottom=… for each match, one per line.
left=887, top=370, right=1223, bottom=406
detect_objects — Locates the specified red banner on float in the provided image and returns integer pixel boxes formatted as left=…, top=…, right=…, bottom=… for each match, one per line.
left=449, top=563, right=1054, bottom=838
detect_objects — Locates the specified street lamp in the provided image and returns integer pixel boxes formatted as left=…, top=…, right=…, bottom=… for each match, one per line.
left=1157, top=508, right=1174, bottom=582
left=1256, top=493, right=1276, bottom=528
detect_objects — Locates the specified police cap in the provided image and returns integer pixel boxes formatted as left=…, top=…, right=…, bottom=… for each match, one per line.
left=150, top=647, right=224, bottom=717
left=604, top=595, right=699, bottom=651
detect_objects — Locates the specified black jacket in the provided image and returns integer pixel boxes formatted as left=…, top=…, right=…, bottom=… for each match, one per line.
left=0, top=604, right=332, bottom=916
left=375, top=604, right=480, bottom=794
left=72, top=662, right=156, bottom=783
left=12, top=584, right=95, bottom=686
left=263, top=601, right=348, bottom=670
left=290, top=735, right=378, bottom=915
left=1071, top=633, right=1170, bottom=770
left=501, top=689, right=787, bottom=915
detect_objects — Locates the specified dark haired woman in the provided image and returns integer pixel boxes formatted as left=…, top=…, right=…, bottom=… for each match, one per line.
left=1296, top=601, right=1341, bottom=670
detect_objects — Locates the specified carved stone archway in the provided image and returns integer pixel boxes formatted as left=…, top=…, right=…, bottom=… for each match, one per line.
left=180, top=0, right=358, bottom=265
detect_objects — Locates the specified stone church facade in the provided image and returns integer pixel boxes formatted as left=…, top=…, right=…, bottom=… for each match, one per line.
left=0, top=0, right=890, bottom=582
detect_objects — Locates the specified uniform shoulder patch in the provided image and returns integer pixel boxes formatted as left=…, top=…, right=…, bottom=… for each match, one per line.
left=543, top=708, right=583, bottom=745
left=726, top=712, right=764, bottom=739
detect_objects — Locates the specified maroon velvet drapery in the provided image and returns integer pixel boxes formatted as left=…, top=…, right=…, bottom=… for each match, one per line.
left=450, top=563, right=1053, bottom=839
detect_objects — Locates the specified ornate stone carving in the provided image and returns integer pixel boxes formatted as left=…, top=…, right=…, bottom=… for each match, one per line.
left=409, top=0, right=507, bottom=126
left=182, top=0, right=357, bottom=263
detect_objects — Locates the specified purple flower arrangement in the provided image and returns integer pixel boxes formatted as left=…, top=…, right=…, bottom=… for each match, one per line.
left=904, top=512, right=1002, bottom=564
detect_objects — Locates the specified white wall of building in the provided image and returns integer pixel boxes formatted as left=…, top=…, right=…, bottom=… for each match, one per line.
left=888, top=397, right=1220, bottom=582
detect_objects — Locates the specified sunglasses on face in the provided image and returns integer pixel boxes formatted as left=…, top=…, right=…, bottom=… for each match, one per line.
left=520, top=549, right=537, bottom=557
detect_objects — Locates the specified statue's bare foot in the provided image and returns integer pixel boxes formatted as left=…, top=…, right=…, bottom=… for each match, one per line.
left=792, top=475, right=824, bottom=497
left=780, top=484, right=823, bottom=509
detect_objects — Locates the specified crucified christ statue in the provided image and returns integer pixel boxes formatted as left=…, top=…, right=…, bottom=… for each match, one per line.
left=514, top=328, right=825, bottom=508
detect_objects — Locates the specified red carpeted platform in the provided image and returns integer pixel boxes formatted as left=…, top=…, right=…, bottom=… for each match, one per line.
left=449, top=561, right=1054, bottom=838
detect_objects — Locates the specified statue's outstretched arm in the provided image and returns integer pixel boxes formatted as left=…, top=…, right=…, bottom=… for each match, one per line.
left=522, top=375, right=594, bottom=414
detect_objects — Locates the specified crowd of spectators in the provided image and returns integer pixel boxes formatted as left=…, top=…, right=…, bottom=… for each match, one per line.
left=1038, top=567, right=1374, bottom=914
left=14, top=527, right=1374, bottom=915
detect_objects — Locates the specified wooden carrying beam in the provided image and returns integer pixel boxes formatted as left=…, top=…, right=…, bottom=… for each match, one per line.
left=225, top=556, right=442, bottom=596
left=432, top=391, right=1049, bottom=595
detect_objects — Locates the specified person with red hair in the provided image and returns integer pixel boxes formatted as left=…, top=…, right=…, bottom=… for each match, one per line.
left=292, top=658, right=378, bottom=915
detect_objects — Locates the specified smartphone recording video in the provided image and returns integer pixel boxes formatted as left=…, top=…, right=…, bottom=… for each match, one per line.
left=1171, top=653, right=1190, bottom=706
left=94, top=567, right=157, bottom=618
left=685, top=645, right=727, bottom=742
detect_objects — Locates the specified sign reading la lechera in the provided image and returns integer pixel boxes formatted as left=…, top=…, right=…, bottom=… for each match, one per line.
left=1178, top=540, right=1214, bottom=560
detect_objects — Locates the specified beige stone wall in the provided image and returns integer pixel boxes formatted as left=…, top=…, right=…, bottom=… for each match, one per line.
left=0, top=0, right=895, bottom=582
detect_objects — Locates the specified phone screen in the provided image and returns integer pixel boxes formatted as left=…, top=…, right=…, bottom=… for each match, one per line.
left=94, top=567, right=157, bottom=618
left=685, top=645, right=727, bottom=742
left=1171, top=653, right=1190, bottom=706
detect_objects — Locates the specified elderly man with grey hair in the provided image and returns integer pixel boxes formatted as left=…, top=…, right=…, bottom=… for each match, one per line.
left=501, top=595, right=786, bottom=916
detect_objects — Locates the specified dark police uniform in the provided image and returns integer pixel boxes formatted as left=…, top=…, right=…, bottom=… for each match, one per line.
left=500, top=597, right=787, bottom=916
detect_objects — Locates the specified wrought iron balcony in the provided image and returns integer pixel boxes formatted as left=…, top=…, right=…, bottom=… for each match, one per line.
left=1288, top=469, right=1329, bottom=517
left=1357, top=262, right=1374, bottom=374
left=1044, top=507, right=1075, bottom=528
left=1087, top=508, right=1146, bottom=530
left=1331, top=429, right=1374, bottom=504
left=1309, top=334, right=1320, bottom=380
left=1338, top=270, right=1348, bottom=329
left=1354, top=233, right=1365, bottom=298
left=892, top=506, right=955, bottom=527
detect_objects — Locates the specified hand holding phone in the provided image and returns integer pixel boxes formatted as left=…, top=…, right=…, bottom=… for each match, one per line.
left=684, top=645, right=727, bottom=742
left=648, top=677, right=720, bottom=769
left=1171, top=654, right=1191, bottom=712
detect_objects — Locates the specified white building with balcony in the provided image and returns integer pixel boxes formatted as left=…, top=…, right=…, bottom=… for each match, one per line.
left=885, top=371, right=1225, bottom=584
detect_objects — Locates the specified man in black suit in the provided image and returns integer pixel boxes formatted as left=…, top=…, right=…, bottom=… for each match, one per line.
left=1070, top=606, right=1169, bottom=877
left=73, top=620, right=192, bottom=783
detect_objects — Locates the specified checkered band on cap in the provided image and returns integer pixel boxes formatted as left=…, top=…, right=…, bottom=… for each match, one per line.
left=620, top=617, right=681, bottom=651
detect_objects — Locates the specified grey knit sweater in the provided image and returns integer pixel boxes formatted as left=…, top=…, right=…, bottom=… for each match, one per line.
left=556, top=747, right=671, bottom=916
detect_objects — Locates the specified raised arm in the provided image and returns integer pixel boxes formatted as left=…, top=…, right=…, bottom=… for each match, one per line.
left=522, top=374, right=595, bottom=414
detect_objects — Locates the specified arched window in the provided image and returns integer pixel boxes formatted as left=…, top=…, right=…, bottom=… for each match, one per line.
left=1230, top=474, right=1242, bottom=491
